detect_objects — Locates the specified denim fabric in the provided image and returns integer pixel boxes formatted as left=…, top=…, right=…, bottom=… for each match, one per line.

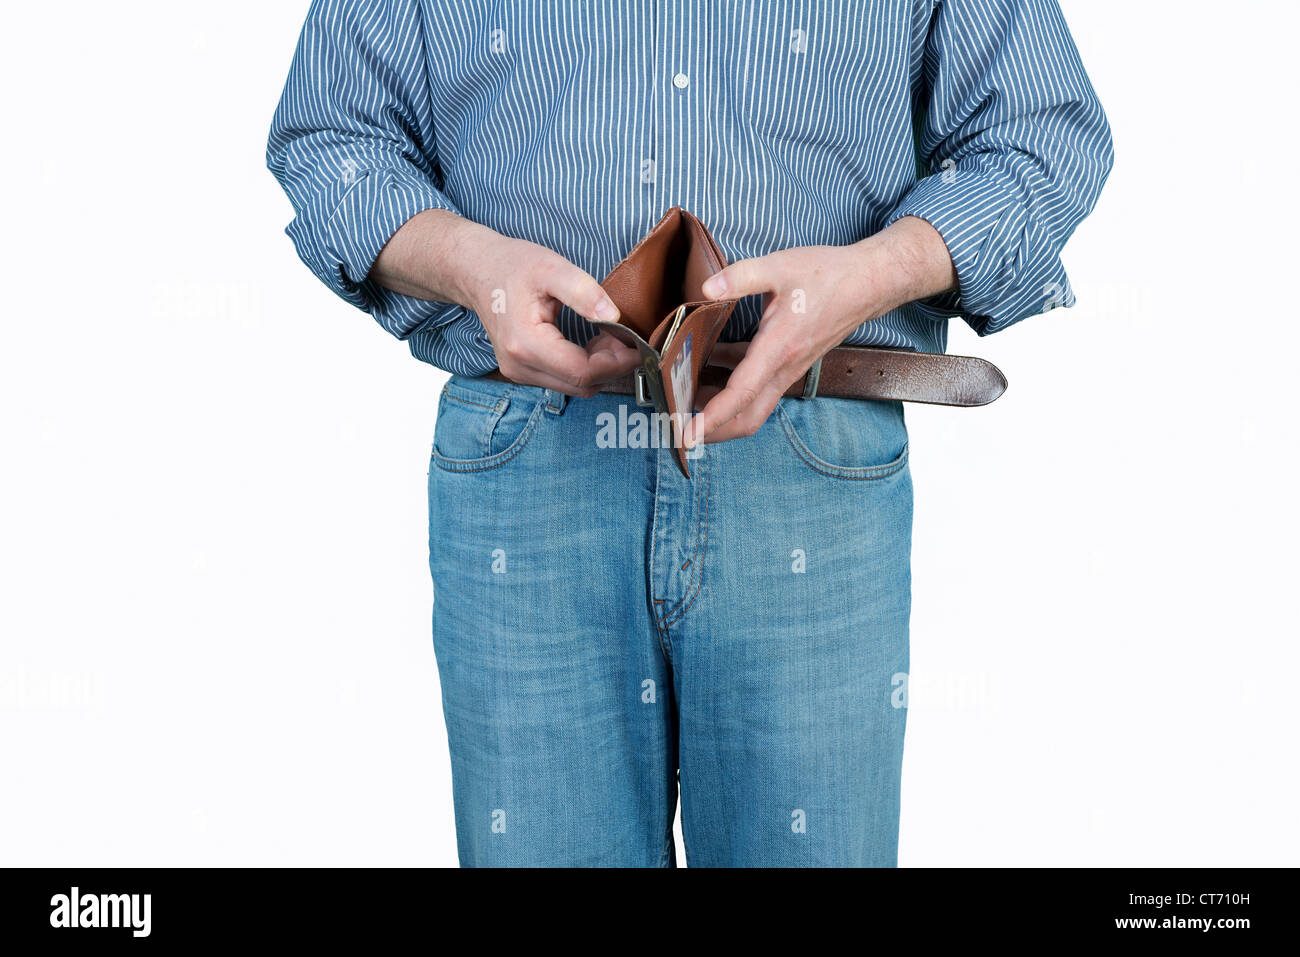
left=428, top=375, right=912, bottom=867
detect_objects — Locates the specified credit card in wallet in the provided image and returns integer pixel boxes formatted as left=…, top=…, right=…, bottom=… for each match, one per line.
left=590, top=207, right=740, bottom=478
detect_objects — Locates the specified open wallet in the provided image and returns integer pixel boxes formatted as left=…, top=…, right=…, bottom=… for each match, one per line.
left=586, top=207, right=1008, bottom=478
left=591, top=207, right=739, bottom=477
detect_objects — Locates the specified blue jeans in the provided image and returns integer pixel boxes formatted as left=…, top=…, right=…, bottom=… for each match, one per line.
left=428, top=374, right=912, bottom=867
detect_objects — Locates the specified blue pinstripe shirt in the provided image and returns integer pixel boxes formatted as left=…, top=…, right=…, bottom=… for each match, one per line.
left=268, top=0, right=1112, bottom=376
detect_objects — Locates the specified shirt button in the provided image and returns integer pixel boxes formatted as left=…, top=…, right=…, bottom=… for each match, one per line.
left=672, top=72, right=689, bottom=90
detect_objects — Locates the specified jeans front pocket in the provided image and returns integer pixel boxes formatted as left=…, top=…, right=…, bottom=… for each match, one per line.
left=432, top=378, right=547, bottom=473
left=775, top=396, right=909, bottom=481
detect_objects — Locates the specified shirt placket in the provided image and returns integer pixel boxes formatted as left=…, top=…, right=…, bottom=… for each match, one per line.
left=655, top=0, right=700, bottom=212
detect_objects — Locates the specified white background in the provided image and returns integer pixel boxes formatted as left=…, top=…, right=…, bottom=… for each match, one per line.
left=2, top=1, right=1296, bottom=867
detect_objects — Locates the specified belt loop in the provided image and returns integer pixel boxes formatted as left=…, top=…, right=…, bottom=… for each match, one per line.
left=800, top=358, right=823, bottom=400
left=543, top=389, right=568, bottom=415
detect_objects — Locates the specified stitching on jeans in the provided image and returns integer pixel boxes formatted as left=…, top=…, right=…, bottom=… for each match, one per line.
left=653, top=619, right=674, bottom=665
left=660, top=451, right=710, bottom=628
left=647, top=447, right=675, bottom=664
left=431, top=401, right=544, bottom=473
left=442, top=391, right=500, bottom=413
left=678, top=776, right=692, bottom=867
left=788, top=441, right=908, bottom=481
left=659, top=818, right=674, bottom=867
left=483, top=385, right=519, bottom=455
left=659, top=747, right=679, bottom=867
left=776, top=404, right=909, bottom=481
left=660, top=455, right=708, bottom=626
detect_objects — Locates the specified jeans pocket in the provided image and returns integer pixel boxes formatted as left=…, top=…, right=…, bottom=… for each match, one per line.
left=775, top=396, right=909, bottom=481
left=432, top=378, right=546, bottom=472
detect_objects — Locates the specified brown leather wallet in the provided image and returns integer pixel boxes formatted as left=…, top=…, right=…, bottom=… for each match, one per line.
left=588, top=207, right=741, bottom=475
left=491, top=207, right=1008, bottom=478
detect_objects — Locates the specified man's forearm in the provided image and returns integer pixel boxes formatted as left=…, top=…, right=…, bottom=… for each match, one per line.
left=375, top=209, right=955, bottom=330
left=366, top=208, right=637, bottom=394
left=368, top=208, right=494, bottom=308
left=851, top=214, right=959, bottom=322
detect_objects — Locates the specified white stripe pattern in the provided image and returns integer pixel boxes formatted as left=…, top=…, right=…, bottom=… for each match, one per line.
left=268, top=0, right=1112, bottom=375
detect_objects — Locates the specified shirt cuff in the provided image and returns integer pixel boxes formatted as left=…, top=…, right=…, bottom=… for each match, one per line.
left=886, top=170, right=1075, bottom=336
left=287, top=164, right=464, bottom=338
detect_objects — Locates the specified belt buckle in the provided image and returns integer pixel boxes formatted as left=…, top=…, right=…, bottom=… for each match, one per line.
left=799, top=357, right=823, bottom=400
left=634, top=368, right=656, bottom=408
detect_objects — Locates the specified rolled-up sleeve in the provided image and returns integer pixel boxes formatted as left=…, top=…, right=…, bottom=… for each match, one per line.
left=887, top=0, right=1114, bottom=335
left=266, top=0, right=463, bottom=339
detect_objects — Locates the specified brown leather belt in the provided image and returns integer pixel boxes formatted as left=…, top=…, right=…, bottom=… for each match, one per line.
left=484, top=345, right=1007, bottom=407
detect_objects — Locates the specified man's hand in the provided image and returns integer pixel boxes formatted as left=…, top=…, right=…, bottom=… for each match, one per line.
left=370, top=209, right=640, bottom=396
left=454, top=228, right=642, bottom=397
left=682, top=215, right=959, bottom=448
